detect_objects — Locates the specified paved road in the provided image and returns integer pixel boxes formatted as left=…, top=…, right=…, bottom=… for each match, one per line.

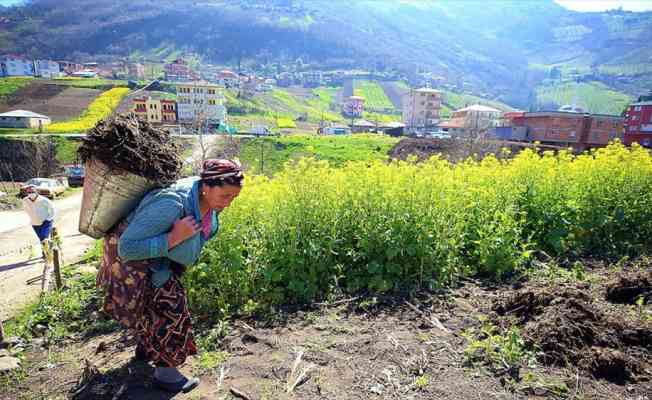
left=0, top=192, right=94, bottom=320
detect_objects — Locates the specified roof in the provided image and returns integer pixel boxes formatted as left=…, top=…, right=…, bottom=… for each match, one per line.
left=525, top=111, right=586, bottom=118
left=457, top=104, right=501, bottom=113
left=175, top=81, right=221, bottom=88
left=415, top=88, right=441, bottom=93
left=348, top=96, right=365, bottom=100
left=380, top=121, right=405, bottom=128
left=439, top=118, right=465, bottom=129
left=352, top=119, right=375, bottom=127
left=0, top=110, right=50, bottom=119
left=631, top=102, right=652, bottom=106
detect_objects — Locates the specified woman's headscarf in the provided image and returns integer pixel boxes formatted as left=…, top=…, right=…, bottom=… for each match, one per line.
left=200, top=159, right=244, bottom=186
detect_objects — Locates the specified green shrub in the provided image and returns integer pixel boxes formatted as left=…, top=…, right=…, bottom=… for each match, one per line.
left=185, top=142, right=652, bottom=320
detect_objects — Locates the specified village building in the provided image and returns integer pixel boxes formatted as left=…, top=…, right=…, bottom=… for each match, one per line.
left=127, top=63, right=146, bottom=80
left=176, top=81, right=226, bottom=125
left=216, top=70, right=239, bottom=88
left=33, top=60, right=60, bottom=78
left=165, top=59, right=199, bottom=82
left=624, top=93, right=652, bottom=148
left=343, top=96, right=365, bottom=118
left=58, top=61, right=83, bottom=75
left=439, top=104, right=501, bottom=137
left=323, top=124, right=351, bottom=135
left=350, top=119, right=376, bottom=133
left=0, top=110, right=51, bottom=129
left=0, top=55, right=34, bottom=77
left=302, top=71, right=323, bottom=88
left=501, top=111, right=623, bottom=149
left=402, top=88, right=442, bottom=132
left=132, top=96, right=178, bottom=124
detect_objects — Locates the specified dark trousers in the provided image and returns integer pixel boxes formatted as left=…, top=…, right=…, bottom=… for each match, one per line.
left=32, top=219, right=53, bottom=242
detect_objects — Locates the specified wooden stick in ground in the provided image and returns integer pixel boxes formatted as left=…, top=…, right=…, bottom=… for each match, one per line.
left=53, top=247, right=63, bottom=290
left=0, top=318, right=5, bottom=344
left=404, top=300, right=450, bottom=333
left=41, top=240, right=52, bottom=293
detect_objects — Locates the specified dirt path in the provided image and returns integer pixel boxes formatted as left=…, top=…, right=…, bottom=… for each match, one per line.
left=0, top=192, right=94, bottom=320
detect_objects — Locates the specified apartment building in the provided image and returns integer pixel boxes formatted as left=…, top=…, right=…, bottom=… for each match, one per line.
left=402, top=88, right=442, bottom=132
left=176, top=82, right=226, bottom=124
left=133, top=97, right=178, bottom=124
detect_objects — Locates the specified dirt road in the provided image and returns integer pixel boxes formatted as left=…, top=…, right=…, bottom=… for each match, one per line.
left=0, top=192, right=94, bottom=320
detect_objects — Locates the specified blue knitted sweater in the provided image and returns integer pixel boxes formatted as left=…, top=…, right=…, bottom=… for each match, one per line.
left=117, top=177, right=218, bottom=287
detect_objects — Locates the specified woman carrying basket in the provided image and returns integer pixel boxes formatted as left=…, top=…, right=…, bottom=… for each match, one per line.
left=97, top=159, right=243, bottom=394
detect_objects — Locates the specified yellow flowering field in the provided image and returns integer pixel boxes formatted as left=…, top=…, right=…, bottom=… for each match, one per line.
left=186, top=142, right=652, bottom=318
left=47, top=88, right=129, bottom=133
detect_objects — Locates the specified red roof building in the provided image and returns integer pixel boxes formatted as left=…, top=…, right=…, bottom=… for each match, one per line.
left=624, top=101, right=652, bottom=148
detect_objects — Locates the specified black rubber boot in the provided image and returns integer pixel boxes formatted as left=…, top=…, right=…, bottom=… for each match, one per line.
left=153, top=376, right=200, bottom=393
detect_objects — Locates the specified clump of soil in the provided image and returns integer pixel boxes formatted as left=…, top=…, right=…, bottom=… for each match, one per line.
left=78, top=114, right=182, bottom=183
left=388, top=138, right=452, bottom=162
left=494, top=285, right=651, bottom=384
left=606, top=269, right=652, bottom=304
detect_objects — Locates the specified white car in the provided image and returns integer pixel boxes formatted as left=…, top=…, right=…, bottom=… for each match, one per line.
left=20, top=178, right=66, bottom=199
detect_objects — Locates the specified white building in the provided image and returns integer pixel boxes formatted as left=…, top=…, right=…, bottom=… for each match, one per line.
left=402, top=88, right=442, bottom=132
left=34, top=60, right=60, bottom=78
left=0, top=55, right=34, bottom=77
left=176, top=81, right=226, bottom=124
left=0, top=110, right=51, bottom=129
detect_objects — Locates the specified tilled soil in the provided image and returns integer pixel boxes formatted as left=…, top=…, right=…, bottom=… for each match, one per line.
left=606, top=269, right=652, bottom=305
left=2, top=261, right=651, bottom=400
left=0, top=83, right=102, bottom=122
left=78, top=114, right=182, bottom=183
left=493, top=269, right=652, bottom=385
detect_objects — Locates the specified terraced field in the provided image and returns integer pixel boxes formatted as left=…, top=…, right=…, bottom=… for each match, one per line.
left=353, top=80, right=395, bottom=111
left=535, top=81, right=632, bottom=115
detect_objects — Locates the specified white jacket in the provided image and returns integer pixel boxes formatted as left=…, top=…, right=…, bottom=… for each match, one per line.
left=22, top=195, right=56, bottom=226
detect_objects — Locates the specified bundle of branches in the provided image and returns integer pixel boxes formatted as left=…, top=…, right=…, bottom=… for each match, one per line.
left=78, top=114, right=182, bottom=183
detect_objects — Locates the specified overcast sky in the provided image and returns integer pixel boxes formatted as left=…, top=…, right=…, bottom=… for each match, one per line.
left=555, top=0, right=652, bottom=12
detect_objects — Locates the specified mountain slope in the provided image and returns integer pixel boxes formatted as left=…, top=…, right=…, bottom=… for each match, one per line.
left=0, top=0, right=649, bottom=110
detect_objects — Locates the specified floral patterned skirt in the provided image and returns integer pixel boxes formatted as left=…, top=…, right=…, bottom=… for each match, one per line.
left=97, top=222, right=197, bottom=367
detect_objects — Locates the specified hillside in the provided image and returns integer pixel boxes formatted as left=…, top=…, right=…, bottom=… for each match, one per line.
left=0, top=0, right=649, bottom=111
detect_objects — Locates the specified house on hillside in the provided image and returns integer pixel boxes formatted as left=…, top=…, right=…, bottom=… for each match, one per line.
left=377, top=121, right=405, bottom=137
left=351, top=119, right=375, bottom=133
left=0, top=55, right=34, bottom=77
left=0, top=110, right=51, bottom=129
left=624, top=96, right=652, bottom=147
left=217, top=70, right=239, bottom=88
left=164, top=59, right=199, bottom=82
left=71, top=70, right=97, bottom=78
left=402, top=88, right=442, bottom=133
left=133, top=95, right=178, bottom=124
left=302, top=71, right=323, bottom=88
left=34, top=60, right=60, bottom=78
left=323, top=124, right=351, bottom=135
left=58, top=61, right=83, bottom=75
left=127, top=63, right=146, bottom=80
left=176, top=81, right=226, bottom=126
left=440, top=104, right=502, bottom=137
left=343, top=96, right=365, bottom=118
left=519, top=111, right=622, bottom=150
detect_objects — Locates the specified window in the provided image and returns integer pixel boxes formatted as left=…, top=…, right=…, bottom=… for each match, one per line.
left=635, top=106, right=642, bottom=111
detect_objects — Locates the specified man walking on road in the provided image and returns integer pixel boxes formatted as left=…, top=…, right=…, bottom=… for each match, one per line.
left=22, top=185, right=56, bottom=257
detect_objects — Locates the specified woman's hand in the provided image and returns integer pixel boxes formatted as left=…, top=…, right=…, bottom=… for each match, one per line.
left=167, top=216, right=201, bottom=249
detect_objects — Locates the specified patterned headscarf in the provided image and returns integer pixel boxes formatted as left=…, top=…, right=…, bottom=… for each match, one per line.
left=200, top=159, right=244, bottom=185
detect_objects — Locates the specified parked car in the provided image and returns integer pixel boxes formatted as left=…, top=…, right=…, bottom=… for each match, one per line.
left=67, top=166, right=85, bottom=187
left=19, top=178, right=66, bottom=199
